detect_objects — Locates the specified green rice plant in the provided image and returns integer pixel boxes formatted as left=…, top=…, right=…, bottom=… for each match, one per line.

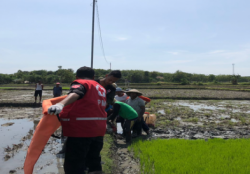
left=184, top=117, right=199, bottom=123
left=239, top=116, right=247, bottom=125
left=129, top=139, right=250, bottom=174
left=204, top=112, right=211, bottom=117
left=101, top=134, right=114, bottom=173
left=165, top=109, right=171, bottom=115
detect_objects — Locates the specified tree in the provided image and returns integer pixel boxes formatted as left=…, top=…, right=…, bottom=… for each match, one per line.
left=208, top=74, right=216, bottom=82
left=144, top=71, right=150, bottom=83
left=172, top=70, right=187, bottom=82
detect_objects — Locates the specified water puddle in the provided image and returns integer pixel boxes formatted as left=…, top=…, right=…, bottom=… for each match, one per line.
left=175, top=102, right=217, bottom=111
left=218, top=114, right=230, bottom=119
left=158, top=109, right=165, bottom=115
left=0, top=117, right=65, bottom=174
left=176, top=117, right=182, bottom=121
left=165, top=101, right=250, bottom=114
left=231, top=118, right=239, bottom=123
left=21, top=91, right=52, bottom=97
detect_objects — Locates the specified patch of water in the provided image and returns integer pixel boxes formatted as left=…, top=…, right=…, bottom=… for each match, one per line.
left=158, top=109, right=165, bottom=115
left=218, top=114, right=230, bottom=119
left=0, top=118, right=65, bottom=174
left=167, top=101, right=250, bottom=114
left=231, top=118, right=239, bottom=123
left=0, top=118, right=33, bottom=149
left=176, top=117, right=182, bottom=121
left=176, top=103, right=217, bottom=111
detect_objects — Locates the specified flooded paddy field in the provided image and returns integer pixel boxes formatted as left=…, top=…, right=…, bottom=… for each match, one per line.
left=1, top=89, right=250, bottom=173
left=148, top=100, right=250, bottom=139
left=0, top=90, right=68, bottom=104
left=140, top=89, right=250, bottom=99
left=0, top=107, right=66, bottom=174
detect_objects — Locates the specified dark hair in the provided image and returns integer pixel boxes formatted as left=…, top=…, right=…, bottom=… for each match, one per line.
left=108, top=70, right=121, bottom=78
left=76, top=66, right=95, bottom=78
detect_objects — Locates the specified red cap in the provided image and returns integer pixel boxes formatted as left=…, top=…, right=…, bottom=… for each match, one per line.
left=56, top=82, right=60, bottom=84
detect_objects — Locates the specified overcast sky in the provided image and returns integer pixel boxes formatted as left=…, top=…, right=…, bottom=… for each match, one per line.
left=1, top=0, right=250, bottom=75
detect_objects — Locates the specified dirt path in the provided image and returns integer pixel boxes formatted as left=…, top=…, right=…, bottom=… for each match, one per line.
left=112, top=135, right=140, bottom=174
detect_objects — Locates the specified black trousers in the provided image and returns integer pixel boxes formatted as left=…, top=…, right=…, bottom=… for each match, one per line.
left=133, top=118, right=149, bottom=135
left=64, top=136, right=103, bottom=174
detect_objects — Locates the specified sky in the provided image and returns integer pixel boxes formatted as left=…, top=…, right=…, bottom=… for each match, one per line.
left=0, top=0, right=250, bottom=75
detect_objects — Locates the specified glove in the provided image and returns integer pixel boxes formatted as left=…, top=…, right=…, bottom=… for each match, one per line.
left=48, top=103, right=64, bottom=115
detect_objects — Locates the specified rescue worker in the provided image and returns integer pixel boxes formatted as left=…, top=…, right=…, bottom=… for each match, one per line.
left=107, top=100, right=138, bottom=143
left=126, top=89, right=150, bottom=136
left=48, top=66, right=106, bottom=174
left=57, top=70, right=122, bottom=155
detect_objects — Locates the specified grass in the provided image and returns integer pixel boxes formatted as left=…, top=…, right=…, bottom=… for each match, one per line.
left=100, top=134, right=114, bottom=173
left=129, top=138, right=250, bottom=174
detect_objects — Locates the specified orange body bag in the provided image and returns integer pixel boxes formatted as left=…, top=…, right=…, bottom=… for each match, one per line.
left=24, top=95, right=67, bottom=174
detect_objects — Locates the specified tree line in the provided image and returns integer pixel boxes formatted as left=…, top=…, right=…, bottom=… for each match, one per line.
left=0, top=69, right=249, bottom=84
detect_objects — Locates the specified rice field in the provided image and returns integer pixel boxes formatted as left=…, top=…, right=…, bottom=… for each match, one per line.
left=129, top=138, right=250, bottom=174
left=140, top=89, right=250, bottom=99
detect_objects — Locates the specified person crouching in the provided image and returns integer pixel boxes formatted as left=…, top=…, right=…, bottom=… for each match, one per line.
left=107, top=100, right=138, bottom=143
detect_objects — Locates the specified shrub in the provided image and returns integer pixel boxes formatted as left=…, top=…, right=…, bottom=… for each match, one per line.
left=180, top=78, right=190, bottom=85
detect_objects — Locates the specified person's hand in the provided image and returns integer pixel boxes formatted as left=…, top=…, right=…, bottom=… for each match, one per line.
left=110, top=123, right=117, bottom=133
left=48, top=103, right=64, bottom=115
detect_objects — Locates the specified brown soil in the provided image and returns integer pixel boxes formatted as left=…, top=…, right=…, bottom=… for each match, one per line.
left=112, top=134, right=140, bottom=174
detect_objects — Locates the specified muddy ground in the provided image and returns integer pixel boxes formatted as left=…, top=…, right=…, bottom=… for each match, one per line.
left=2, top=89, right=250, bottom=105
left=0, top=90, right=68, bottom=104
left=148, top=100, right=250, bottom=140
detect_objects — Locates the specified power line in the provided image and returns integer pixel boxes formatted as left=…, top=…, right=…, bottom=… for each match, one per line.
left=95, top=2, right=109, bottom=65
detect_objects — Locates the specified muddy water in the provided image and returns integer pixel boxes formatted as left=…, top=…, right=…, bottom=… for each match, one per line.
left=0, top=108, right=65, bottom=174
left=0, top=90, right=58, bottom=103
left=174, top=100, right=250, bottom=113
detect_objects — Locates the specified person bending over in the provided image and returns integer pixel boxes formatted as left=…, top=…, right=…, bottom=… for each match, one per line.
left=108, top=101, right=138, bottom=143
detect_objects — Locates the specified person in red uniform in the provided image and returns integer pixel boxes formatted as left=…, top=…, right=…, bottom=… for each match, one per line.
left=48, top=66, right=106, bottom=174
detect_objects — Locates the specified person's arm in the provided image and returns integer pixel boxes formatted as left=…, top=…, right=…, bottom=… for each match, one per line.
left=42, top=84, right=44, bottom=90
left=107, top=104, right=120, bottom=122
left=60, top=87, right=62, bottom=95
left=35, top=84, right=37, bottom=89
left=58, top=93, right=79, bottom=106
left=139, top=95, right=151, bottom=105
left=48, top=83, right=86, bottom=115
